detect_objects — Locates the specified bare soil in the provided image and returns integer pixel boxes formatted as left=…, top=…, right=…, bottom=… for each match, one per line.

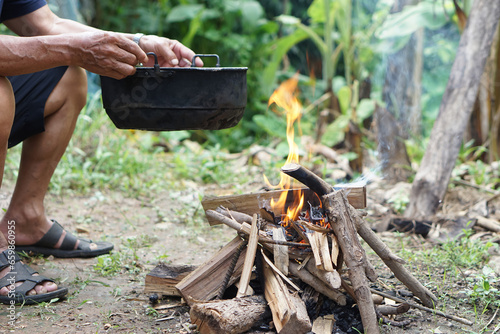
left=0, top=179, right=499, bottom=334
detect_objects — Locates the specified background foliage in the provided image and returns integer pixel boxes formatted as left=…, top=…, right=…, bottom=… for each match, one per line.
left=86, top=0, right=461, bottom=154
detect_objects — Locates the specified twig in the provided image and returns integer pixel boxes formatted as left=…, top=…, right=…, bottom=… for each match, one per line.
left=375, top=308, right=412, bottom=327
left=153, top=303, right=185, bottom=311
left=155, top=316, right=175, bottom=322
left=483, top=306, right=499, bottom=333
left=257, top=238, right=310, bottom=247
left=452, top=179, right=499, bottom=195
left=297, top=219, right=333, bottom=233
left=369, top=288, right=473, bottom=326
left=493, top=322, right=500, bottom=334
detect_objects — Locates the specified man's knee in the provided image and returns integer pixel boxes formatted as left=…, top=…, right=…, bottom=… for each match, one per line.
left=65, top=66, right=88, bottom=112
left=0, top=77, right=15, bottom=139
left=45, top=66, right=88, bottom=118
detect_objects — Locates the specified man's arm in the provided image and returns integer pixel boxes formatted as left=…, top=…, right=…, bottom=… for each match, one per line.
left=0, top=5, right=200, bottom=78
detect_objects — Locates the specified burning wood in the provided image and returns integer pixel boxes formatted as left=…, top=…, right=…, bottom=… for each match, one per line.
left=143, top=163, right=480, bottom=332
left=145, top=72, right=471, bottom=333
left=174, top=164, right=435, bottom=333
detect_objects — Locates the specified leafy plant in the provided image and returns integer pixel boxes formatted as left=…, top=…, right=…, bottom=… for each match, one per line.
left=93, top=234, right=154, bottom=277
left=441, top=228, right=494, bottom=269
left=387, top=190, right=409, bottom=215
left=465, top=266, right=500, bottom=312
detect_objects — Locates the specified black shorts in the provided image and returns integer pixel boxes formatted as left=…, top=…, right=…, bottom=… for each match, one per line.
left=7, top=66, right=68, bottom=148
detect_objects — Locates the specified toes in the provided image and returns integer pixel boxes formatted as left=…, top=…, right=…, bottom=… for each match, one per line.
left=43, top=281, right=57, bottom=293
left=34, top=284, right=48, bottom=294
left=2, top=273, right=58, bottom=297
left=0, top=286, right=9, bottom=296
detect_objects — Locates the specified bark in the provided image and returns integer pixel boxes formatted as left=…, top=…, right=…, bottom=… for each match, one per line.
left=492, top=23, right=500, bottom=161
left=405, top=0, right=500, bottom=220
left=323, top=191, right=379, bottom=334
left=190, top=295, right=269, bottom=334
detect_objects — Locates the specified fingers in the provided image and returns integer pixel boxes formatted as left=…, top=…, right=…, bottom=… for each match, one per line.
left=139, top=36, right=202, bottom=68
left=115, top=35, right=148, bottom=64
left=170, top=40, right=204, bottom=67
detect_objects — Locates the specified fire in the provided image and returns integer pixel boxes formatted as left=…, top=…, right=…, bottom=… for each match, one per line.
left=264, top=75, right=305, bottom=222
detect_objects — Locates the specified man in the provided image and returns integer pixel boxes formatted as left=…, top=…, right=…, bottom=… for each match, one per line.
left=0, top=0, right=202, bottom=305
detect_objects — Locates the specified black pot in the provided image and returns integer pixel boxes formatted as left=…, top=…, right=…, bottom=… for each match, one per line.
left=100, top=54, right=247, bottom=131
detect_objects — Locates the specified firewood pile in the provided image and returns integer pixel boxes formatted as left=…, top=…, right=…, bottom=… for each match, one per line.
left=145, top=164, right=473, bottom=334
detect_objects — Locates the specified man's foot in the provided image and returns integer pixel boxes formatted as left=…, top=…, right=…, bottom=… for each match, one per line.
left=0, top=249, right=68, bottom=305
left=15, top=220, right=114, bottom=258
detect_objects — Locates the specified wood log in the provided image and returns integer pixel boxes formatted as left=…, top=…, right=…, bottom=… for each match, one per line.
left=377, top=303, right=410, bottom=316
left=306, top=232, right=323, bottom=270
left=202, top=185, right=366, bottom=225
left=372, top=294, right=384, bottom=305
left=190, top=295, right=269, bottom=334
left=145, top=263, right=197, bottom=297
left=289, top=262, right=346, bottom=306
left=317, top=232, right=334, bottom=272
left=216, top=207, right=254, bottom=224
left=263, top=259, right=312, bottom=334
left=273, top=228, right=289, bottom=276
left=475, top=216, right=500, bottom=232
left=311, top=314, right=335, bottom=334
left=330, top=234, right=339, bottom=267
left=323, top=190, right=380, bottom=333
left=237, top=214, right=259, bottom=298
left=176, top=237, right=247, bottom=304
left=280, top=163, right=334, bottom=196
left=305, top=258, right=341, bottom=290
left=261, top=249, right=301, bottom=292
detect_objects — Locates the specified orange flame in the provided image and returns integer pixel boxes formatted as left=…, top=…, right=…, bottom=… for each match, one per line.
left=264, top=74, right=305, bottom=222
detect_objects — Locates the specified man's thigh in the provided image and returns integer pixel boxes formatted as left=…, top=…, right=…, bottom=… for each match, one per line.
left=7, top=66, right=68, bottom=148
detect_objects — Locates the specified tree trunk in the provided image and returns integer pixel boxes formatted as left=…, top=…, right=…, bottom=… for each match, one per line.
left=491, top=23, right=500, bottom=161
left=405, top=0, right=500, bottom=220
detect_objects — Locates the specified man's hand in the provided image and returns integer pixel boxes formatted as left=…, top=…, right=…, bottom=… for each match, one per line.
left=137, top=35, right=203, bottom=68
left=71, top=32, right=149, bottom=79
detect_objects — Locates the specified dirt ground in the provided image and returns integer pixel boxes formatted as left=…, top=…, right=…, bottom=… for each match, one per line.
left=0, top=178, right=499, bottom=334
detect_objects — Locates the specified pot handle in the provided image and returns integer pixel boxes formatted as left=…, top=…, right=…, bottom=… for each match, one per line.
left=191, top=54, right=220, bottom=68
left=146, top=52, right=161, bottom=74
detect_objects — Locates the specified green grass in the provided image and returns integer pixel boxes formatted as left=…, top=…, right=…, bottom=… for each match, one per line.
left=393, top=230, right=499, bottom=320
left=92, top=234, right=155, bottom=277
